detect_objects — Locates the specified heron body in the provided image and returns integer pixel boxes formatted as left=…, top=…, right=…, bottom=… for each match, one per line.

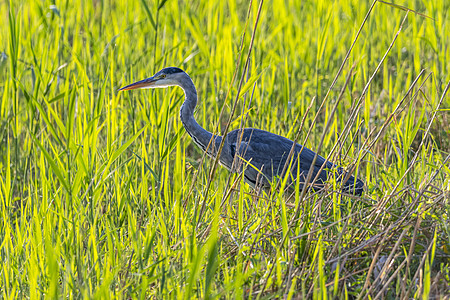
left=119, top=67, right=364, bottom=195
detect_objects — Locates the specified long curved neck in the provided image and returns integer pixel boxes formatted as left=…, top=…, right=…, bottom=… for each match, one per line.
left=178, top=76, right=221, bottom=157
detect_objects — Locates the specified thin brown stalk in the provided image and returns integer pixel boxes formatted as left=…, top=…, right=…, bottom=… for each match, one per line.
left=363, top=227, right=409, bottom=298
left=373, top=257, right=408, bottom=300
left=196, top=0, right=264, bottom=227
left=377, top=79, right=449, bottom=209
left=404, top=232, right=437, bottom=298
left=360, top=231, right=391, bottom=295
left=336, top=11, right=410, bottom=159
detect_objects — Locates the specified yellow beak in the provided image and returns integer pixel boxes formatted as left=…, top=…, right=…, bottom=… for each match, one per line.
left=119, top=77, right=156, bottom=91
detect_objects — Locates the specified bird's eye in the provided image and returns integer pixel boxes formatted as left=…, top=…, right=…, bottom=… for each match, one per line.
left=160, top=74, right=166, bottom=79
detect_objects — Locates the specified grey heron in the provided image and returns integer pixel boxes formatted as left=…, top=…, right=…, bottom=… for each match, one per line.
left=119, top=67, right=364, bottom=195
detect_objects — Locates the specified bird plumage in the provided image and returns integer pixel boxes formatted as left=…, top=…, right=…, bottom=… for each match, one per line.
left=119, top=67, right=364, bottom=195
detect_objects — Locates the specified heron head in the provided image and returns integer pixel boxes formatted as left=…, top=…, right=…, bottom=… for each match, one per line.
left=119, top=67, right=186, bottom=90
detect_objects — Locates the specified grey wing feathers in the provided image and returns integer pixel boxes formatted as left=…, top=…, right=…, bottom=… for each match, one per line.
left=224, top=128, right=364, bottom=195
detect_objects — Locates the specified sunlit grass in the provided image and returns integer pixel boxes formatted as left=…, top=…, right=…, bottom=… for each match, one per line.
left=0, top=0, right=449, bottom=298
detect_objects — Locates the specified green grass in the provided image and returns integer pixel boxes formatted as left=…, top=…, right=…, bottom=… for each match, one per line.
left=0, top=0, right=449, bottom=298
